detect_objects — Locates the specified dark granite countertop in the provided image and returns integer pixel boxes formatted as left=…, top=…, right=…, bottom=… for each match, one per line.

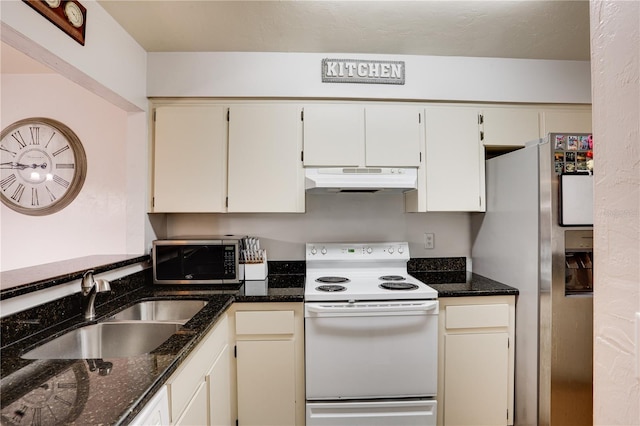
left=0, top=255, right=150, bottom=300
left=0, top=262, right=304, bottom=425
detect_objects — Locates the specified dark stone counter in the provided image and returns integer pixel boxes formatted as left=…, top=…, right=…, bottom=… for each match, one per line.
left=0, top=262, right=304, bottom=425
left=408, top=257, right=519, bottom=297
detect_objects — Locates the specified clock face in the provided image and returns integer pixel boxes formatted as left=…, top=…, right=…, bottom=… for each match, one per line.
left=0, top=362, right=89, bottom=425
left=64, top=2, right=84, bottom=28
left=0, top=118, right=87, bottom=215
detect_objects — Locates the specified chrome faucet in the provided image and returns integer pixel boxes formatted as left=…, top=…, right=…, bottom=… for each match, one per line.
left=81, top=270, right=111, bottom=320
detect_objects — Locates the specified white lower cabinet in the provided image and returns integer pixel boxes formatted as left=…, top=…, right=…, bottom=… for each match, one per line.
left=438, top=296, right=515, bottom=426
left=166, top=313, right=232, bottom=425
left=232, top=303, right=305, bottom=426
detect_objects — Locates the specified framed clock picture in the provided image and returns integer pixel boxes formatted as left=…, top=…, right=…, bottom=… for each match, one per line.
left=0, top=118, right=88, bottom=216
left=23, top=0, right=87, bottom=45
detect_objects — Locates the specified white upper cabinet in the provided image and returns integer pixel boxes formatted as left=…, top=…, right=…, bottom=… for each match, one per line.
left=365, top=105, right=422, bottom=167
left=424, top=106, right=485, bottom=212
left=540, top=109, right=592, bottom=135
left=152, top=105, right=227, bottom=213
left=302, top=105, right=365, bottom=167
left=481, top=108, right=540, bottom=147
left=302, top=104, right=422, bottom=167
left=227, top=104, right=305, bottom=213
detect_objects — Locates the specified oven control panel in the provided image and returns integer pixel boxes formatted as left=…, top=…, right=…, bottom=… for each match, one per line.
left=306, top=242, right=410, bottom=261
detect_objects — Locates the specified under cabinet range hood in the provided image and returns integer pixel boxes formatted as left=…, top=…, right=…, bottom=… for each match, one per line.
left=305, top=167, right=418, bottom=193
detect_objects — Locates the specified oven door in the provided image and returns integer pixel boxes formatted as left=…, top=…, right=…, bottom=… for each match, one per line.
left=304, top=300, right=438, bottom=400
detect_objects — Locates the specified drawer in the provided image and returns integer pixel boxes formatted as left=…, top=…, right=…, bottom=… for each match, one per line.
left=236, top=310, right=294, bottom=335
left=445, top=304, right=510, bottom=329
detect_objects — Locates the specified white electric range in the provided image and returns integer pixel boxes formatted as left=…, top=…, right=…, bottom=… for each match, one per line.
left=304, top=242, right=438, bottom=426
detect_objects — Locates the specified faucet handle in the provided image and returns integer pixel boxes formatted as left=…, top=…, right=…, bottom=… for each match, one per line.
left=81, top=270, right=96, bottom=295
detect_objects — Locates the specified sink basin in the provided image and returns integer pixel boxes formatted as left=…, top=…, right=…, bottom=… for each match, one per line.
left=21, top=322, right=182, bottom=359
left=106, top=300, right=208, bottom=323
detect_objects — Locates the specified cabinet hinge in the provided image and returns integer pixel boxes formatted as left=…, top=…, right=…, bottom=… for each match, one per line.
left=152, top=109, right=156, bottom=122
left=226, top=197, right=229, bottom=208
left=420, top=152, right=422, bottom=162
left=227, top=109, right=230, bottom=122
left=236, top=420, right=239, bottom=426
left=418, top=112, right=422, bottom=124
left=301, top=110, right=304, bottom=121
left=478, top=113, right=484, bottom=125
left=152, top=197, right=155, bottom=208
left=480, top=130, right=484, bottom=141
left=508, top=338, right=510, bottom=349
left=301, top=151, right=304, bottom=162
left=234, top=345, right=237, bottom=358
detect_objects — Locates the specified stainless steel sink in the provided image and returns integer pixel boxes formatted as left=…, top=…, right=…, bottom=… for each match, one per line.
left=105, top=300, right=207, bottom=323
left=21, top=322, right=182, bottom=359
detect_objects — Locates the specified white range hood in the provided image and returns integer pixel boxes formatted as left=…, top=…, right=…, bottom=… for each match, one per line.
left=304, top=167, right=418, bottom=193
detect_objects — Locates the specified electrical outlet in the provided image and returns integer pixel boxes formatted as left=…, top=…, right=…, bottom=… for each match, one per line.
left=424, top=233, right=435, bottom=249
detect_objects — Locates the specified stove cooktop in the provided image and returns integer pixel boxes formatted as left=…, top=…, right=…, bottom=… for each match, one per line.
left=305, top=242, right=437, bottom=301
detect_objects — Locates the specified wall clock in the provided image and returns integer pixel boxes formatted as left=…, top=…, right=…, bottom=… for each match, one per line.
left=0, top=362, right=89, bottom=425
left=0, top=118, right=87, bottom=216
left=23, top=0, right=87, bottom=46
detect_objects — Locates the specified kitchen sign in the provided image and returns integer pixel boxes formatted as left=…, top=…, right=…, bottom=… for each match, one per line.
left=322, top=59, right=405, bottom=85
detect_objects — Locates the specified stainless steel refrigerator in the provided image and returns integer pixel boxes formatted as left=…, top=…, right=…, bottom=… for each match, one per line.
left=471, top=134, right=594, bottom=426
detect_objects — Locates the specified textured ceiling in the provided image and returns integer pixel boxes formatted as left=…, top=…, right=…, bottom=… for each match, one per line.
left=98, top=0, right=591, bottom=61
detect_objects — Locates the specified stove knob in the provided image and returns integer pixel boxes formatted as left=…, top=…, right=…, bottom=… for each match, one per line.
left=388, top=247, right=395, bottom=254
left=321, top=247, right=327, bottom=255
left=366, top=247, right=373, bottom=254
left=398, top=246, right=404, bottom=254
left=310, top=247, right=317, bottom=255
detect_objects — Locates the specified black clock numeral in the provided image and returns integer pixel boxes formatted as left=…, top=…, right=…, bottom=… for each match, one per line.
left=57, top=382, right=77, bottom=389
left=56, top=163, right=75, bottom=169
left=32, top=407, right=42, bottom=426
left=0, top=144, right=16, bottom=157
left=1, top=174, right=17, bottom=191
left=11, top=183, right=25, bottom=202
left=29, top=126, right=40, bottom=145
left=45, top=131, right=56, bottom=149
left=31, top=187, right=39, bottom=206
left=53, top=394, right=73, bottom=407
left=10, top=131, right=27, bottom=149
left=45, top=185, right=57, bottom=202
left=52, top=145, right=70, bottom=157
left=53, top=175, right=69, bottom=189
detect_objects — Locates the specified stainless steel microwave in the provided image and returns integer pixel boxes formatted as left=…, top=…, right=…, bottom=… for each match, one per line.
left=152, top=236, right=244, bottom=284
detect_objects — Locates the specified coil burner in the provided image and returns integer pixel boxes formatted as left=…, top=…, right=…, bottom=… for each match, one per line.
left=379, top=275, right=406, bottom=281
left=316, top=285, right=347, bottom=292
left=379, top=282, right=420, bottom=291
left=315, top=276, right=350, bottom=284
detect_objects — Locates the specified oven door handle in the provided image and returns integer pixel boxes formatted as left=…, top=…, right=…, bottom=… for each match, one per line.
left=305, top=301, right=438, bottom=316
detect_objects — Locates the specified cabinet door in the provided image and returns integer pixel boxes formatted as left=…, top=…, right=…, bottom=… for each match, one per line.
left=174, top=382, right=208, bottom=426
left=424, top=107, right=484, bottom=211
left=444, top=333, right=509, bottom=426
left=303, top=105, right=365, bottom=167
left=482, top=108, right=540, bottom=147
left=227, top=105, right=304, bottom=212
left=236, top=340, right=296, bottom=426
left=541, top=110, right=592, bottom=135
left=365, top=105, right=422, bottom=167
left=153, top=106, right=227, bottom=213
left=207, top=345, right=232, bottom=426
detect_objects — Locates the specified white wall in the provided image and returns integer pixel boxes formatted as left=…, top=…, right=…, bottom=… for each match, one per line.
left=591, top=1, right=640, bottom=424
left=166, top=194, right=470, bottom=262
left=0, top=74, right=129, bottom=271
left=1, top=1, right=151, bottom=271
left=148, top=52, right=591, bottom=104
left=1, top=0, right=147, bottom=111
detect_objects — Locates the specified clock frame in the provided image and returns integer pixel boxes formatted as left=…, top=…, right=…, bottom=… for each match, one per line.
left=23, top=0, right=87, bottom=46
left=0, top=117, right=87, bottom=216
